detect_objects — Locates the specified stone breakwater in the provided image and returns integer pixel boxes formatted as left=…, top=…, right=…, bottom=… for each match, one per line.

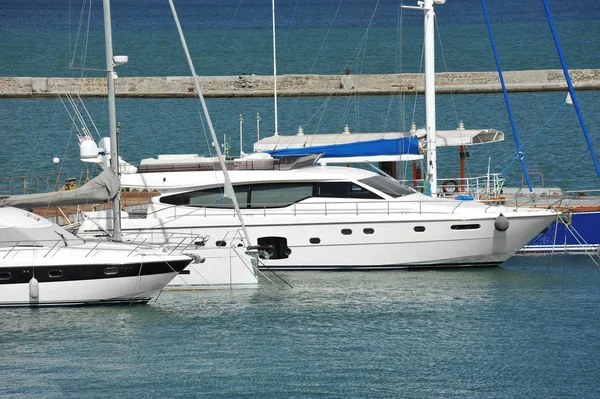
left=1, top=69, right=599, bottom=98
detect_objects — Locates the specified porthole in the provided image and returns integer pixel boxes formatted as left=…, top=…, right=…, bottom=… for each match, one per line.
left=104, top=266, right=119, bottom=276
left=341, top=229, right=352, bottom=235
left=451, top=224, right=481, bottom=230
left=0, top=272, right=11, bottom=280
left=310, top=238, right=321, bottom=244
left=48, top=270, right=63, bottom=278
left=414, top=226, right=425, bottom=232
left=216, top=240, right=227, bottom=247
left=178, top=270, right=191, bottom=275
left=363, top=228, right=374, bottom=235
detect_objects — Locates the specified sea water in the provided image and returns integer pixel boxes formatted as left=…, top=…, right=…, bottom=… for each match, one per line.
left=1, top=258, right=600, bottom=398
left=1, top=0, right=600, bottom=397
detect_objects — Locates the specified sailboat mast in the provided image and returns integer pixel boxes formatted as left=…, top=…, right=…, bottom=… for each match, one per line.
left=102, top=0, right=121, bottom=240
left=272, top=0, right=279, bottom=136
left=424, top=0, right=438, bottom=196
left=168, top=0, right=252, bottom=245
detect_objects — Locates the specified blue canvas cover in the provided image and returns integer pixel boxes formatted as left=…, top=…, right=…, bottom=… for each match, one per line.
left=265, top=137, right=419, bottom=158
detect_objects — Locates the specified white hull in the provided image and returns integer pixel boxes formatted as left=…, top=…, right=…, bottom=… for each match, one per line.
left=0, top=273, right=177, bottom=307
left=165, top=247, right=258, bottom=289
left=79, top=199, right=557, bottom=270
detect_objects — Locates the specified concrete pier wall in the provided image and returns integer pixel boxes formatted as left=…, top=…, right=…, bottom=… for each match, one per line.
left=0, top=69, right=599, bottom=98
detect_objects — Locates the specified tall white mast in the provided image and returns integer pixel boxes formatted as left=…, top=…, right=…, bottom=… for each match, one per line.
left=403, top=0, right=443, bottom=196
left=272, top=0, right=279, bottom=136
left=424, top=0, right=439, bottom=196
left=102, top=0, right=121, bottom=240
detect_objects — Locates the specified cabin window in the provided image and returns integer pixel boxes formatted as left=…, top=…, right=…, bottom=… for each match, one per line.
left=250, top=183, right=313, bottom=208
left=451, top=224, right=481, bottom=230
left=216, top=240, right=227, bottom=247
left=309, top=237, right=321, bottom=244
left=341, top=229, right=352, bottom=235
left=161, top=186, right=249, bottom=208
left=315, top=182, right=381, bottom=199
left=0, top=272, right=11, bottom=280
left=414, top=226, right=425, bottom=232
left=359, top=175, right=415, bottom=198
left=48, top=270, right=63, bottom=278
left=363, top=228, right=374, bottom=234
left=104, top=266, right=119, bottom=276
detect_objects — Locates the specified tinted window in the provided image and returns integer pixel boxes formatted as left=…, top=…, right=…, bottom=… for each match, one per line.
left=250, top=183, right=313, bottom=208
left=315, top=182, right=381, bottom=199
left=359, top=175, right=415, bottom=198
left=161, top=186, right=249, bottom=208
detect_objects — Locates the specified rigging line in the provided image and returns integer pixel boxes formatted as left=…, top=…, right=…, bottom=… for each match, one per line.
left=70, top=0, right=92, bottom=85
left=302, top=96, right=331, bottom=131
left=59, top=94, right=84, bottom=139
left=258, top=264, right=294, bottom=288
left=200, top=0, right=244, bottom=91
left=65, top=93, right=90, bottom=138
left=69, top=0, right=86, bottom=69
left=332, top=0, right=381, bottom=133
left=232, top=246, right=286, bottom=289
left=307, top=0, right=344, bottom=75
left=314, top=97, right=332, bottom=134
left=546, top=214, right=600, bottom=269
left=481, top=0, right=532, bottom=192
left=338, top=94, right=355, bottom=132
left=542, top=0, right=600, bottom=180
left=495, top=102, right=567, bottom=175
left=156, top=257, right=222, bottom=305
left=76, top=94, right=102, bottom=139
left=194, top=109, right=213, bottom=159
left=281, top=0, right=300, bottom=51
left=434, top=18, right=458, bottom=127
left=410, top=28, right=426, bottom=131
left=433, top=13, right=474, bottom=179
left=289, top=0, right=345, bottom=132
left=542, top=213, right=561, bottom=269
left=79, top=1, right=93, bottom=80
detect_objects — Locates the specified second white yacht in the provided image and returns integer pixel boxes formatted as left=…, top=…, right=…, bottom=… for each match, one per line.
left=77, top=153, right=558, bottom=270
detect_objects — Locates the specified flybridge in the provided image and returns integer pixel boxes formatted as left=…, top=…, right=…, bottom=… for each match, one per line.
left=135, top=154, right=322, bottom=173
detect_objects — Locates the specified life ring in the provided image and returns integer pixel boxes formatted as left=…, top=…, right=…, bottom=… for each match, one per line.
left=442, top=180, right=459, bottom=193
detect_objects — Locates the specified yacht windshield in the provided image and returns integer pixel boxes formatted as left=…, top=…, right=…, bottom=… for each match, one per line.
left=359, top=176, right=415, bottom=198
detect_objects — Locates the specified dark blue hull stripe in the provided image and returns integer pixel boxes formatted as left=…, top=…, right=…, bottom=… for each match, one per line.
left=0, top=259, right=191, bottom=285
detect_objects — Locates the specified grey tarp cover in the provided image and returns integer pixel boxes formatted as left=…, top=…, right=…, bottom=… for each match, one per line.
left=0, top=169, right=120, bottom=209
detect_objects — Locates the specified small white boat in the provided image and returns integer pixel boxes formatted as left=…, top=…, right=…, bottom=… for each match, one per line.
left=0, top=205, right=192, bottom=307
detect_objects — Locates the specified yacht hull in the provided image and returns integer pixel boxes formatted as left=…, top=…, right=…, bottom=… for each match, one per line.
left=0, top=259, right=190, bottom=307
left=81, top=208, right=556, bottom=271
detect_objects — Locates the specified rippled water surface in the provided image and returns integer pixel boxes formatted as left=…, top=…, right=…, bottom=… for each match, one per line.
left=2, top=257, right=600, bottom=398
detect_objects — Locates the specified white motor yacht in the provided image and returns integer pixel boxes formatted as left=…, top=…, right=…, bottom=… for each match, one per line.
left=77, top=153, right=558, bottom=270
left=0, top=205, right=192, bottom=307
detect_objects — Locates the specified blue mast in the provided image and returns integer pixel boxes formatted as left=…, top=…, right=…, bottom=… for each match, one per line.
left=481, top=0, right=533, bottom=192
left=542, top=0, right=600, bottom=180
